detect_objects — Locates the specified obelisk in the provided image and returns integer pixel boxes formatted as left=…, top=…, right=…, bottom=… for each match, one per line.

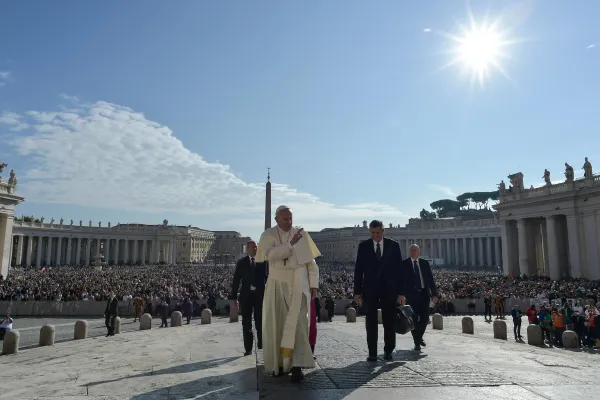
left=264, top=168, right=271, bottom=231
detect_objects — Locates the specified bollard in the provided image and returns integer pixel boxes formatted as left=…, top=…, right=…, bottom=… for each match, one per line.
left=461, top=316, right=474, bottom=334
left=527, top=325, right=543, bottom=346
left=171, top=311, right=183, bottom=327
left=346, top=307, right=357, bottom=323
left=377, top=309, right=382, bottom=324
left=140, top=313, right=152, bottom=330
left=229, top=304, right=239, bottom=323
left=493, top=320, right=507, bottom=340
left=114, top=317, right=121, bottom=334
left=562, top=330, right=579, bottom=349
left=320, top=308, right=329, bottom=322
left=74, top=320, right=88, bottom=340
left=2, top=330, right=20, bottom=355
left=201, top=308, right=212, bottom=324
left=39, top=325, right=56, bottom=347
left=432, top=313, right=443, bottom=330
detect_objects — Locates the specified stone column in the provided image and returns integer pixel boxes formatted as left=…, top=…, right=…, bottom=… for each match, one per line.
left=454, top=239, right=459, bottom=265
left=494, top=236, right=501, bottom=266
left=545, top=216, right=561, bottom=280
left=85, top=239, right=91, bottom=266
left=566, top=215, right=581, bottom=278
left=75, top=238, right=81, bottom=266
left=478, top=237, right=484, bottom=266
left=462, top=238, right=468, bottom=265
left=0, top=215, right=15, bottom=277
left=133, top=240, right=139, bottom=264
left=172, top=240, right=176, bottom=263
left=15, top=235, right=24, bottom=266
left=124, top=239, right=129, bottom=264
left=25, top=235, right=33, bottom=266
left=517, top=219, right=529, bottom=276
left=66, top=237, right=72, bottom=266
left=469, top=237, right=476, bottom=266
left=36, top=236, right=43, bottom=267
left=114, top=239, right=120, bottom=264
left=583, top=213, right=599, bottom=279
left=104, top=238, right=110, bottom=265
left=56, top=237, right=62, bottom=266
left=94, top=238, right=100, bottom=259
left=445, top=238, right=451, bottom=265
left=141, top=240, right=147, bottom=265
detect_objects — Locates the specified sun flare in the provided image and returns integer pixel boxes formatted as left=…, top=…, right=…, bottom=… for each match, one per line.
left=442, top=16, right=516, bottom=87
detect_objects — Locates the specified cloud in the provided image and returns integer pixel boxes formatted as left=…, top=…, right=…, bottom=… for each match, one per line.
left=586, top=43, right=597, bottom=49
left=424, top=28, right=431, bottom=33
left=58, top=93, right=80, bottom=103
left=426, top=184, right=456, bottom=198
left=2, top=100, right=410, bottom=232
left=0, top=71, right=10, bottom=87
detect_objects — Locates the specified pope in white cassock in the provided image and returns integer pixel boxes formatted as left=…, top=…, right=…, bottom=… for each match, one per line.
left=256, top=205, right=320, bottom=382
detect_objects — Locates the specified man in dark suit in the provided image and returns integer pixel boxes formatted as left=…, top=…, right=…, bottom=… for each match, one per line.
left=401, top=244, right=438, bottom=351
left=354, top=220, right=404, bottom=361
left=230, top=240, right=268, bottom=355
left=104, top=292, right=119, bottom=337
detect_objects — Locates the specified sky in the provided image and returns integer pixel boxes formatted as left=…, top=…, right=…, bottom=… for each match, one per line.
left=1, top=1, right=599, bottom=240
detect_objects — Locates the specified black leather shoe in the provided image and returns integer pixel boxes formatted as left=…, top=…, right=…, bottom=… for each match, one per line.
left=367, top=355, right=378, bottom=362
left=244, top=351, right=252, bottom=356
left=257, top=342, right=262, bottom=350
left=420, top=340, right=426, bottom=347
left=290, top=367, right=304, bottom=382
left=413, top=345, right=422, bottom=352
left=384, top=352, right=393, bottom=361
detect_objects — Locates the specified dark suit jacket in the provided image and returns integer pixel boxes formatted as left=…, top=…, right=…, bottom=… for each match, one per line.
left=353, top=237, right=404, bottom=301
left=401, top=257, right=438, bottom=298
left=229, top=255, right=267, bottom=303
left=105, top=297, right=118, bottom=317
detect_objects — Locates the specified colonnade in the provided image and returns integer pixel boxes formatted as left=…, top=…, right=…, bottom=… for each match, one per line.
left=398, top=236, right=502, bottom=267
left=11, top=235, right=177, bottom=267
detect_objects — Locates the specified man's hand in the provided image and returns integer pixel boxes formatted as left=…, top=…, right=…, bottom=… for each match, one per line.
left=230, top=299, right=238, bottom=310
left=433, top=296, right=439, bottom=304
left=398, top=295, right=406, bottom=306
left=290, top=228, right=304, bottom=246
left=354, top=295, right=362, bottom=306
left=310, top=288, right=318, bottom=298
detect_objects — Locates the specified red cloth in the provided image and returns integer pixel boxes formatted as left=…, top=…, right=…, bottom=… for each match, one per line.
left=309, top=293, right=317, bottom=350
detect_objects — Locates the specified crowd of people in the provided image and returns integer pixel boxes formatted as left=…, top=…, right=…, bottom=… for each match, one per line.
left=1, top=263, right=599, bottom=305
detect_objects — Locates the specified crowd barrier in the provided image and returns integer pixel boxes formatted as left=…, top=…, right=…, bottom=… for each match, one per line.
left=0, top=297, right=594, bottom=317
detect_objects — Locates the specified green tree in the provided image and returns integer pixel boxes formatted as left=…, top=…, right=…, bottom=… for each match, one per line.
left=430, top=199, right=464, bottom=217
left=419, top=208, right=437, bottom=220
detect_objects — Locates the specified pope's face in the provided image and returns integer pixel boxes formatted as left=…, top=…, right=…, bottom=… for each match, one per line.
left=275, top=209, right=293, bottom=232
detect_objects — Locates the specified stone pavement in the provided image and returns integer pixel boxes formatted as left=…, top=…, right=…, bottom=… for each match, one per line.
left=1, top=316, right=598, bottom=400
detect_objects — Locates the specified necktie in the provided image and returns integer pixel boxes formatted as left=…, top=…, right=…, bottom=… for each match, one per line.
left=375, top=243, right=382, bottom=261
left=250, top=257, right=255, bottom=267
left=413, top=261, right=422, bottom=289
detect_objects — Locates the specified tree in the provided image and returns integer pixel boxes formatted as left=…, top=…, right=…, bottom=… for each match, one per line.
left=419, top=208, right=437, bottom=220
left=430, top=199, right=464, bottom=218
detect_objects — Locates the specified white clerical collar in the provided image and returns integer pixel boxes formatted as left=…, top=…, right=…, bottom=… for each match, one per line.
left=411, top=258, right=419, bottom=263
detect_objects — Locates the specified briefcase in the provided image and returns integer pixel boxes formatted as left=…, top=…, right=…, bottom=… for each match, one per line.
left=394, top=305, right=415, bottom=335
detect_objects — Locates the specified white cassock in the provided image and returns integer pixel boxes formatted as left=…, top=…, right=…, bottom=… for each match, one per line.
left=256, top=226, right=320, bottom=375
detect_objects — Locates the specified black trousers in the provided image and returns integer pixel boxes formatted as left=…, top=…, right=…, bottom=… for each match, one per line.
left=365, top=293, right=396, bottom=356
left=513, top=319, right=522, bottom=338
left=105, top=316, right=115, bottom=336
left=484, top=304, right=492, bottom=319
left=408, top=290, right=430, bottom=345
left=241, top=291, right=263, bottom=352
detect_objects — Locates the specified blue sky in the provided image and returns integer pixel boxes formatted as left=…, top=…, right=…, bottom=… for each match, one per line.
left=1, top=1, right=599, bottom=239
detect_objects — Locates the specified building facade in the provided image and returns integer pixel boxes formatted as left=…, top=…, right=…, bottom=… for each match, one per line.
left=494, top=161, right=600, bottom=280
left=310, top=217, right=502, bottom=267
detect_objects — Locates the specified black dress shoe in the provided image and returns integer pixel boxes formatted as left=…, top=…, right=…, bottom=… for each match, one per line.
left=257, top=342, right=263, bottom=350
left=420, top=340, right=426, bottom=347
left=383, top=352, right=393, bottom=361
left=271, top=367, right=285, bottom=377
left=244, top=351, right=252, bottom=356
left=413, top=344, right=422, bottom=352
left=366, top=355, right=378, bottom=362
left=290, top=367, right=304, bottom=382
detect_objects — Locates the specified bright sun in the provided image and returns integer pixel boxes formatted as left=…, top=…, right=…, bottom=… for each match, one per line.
left=443, top=17, right=515, bottom=86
